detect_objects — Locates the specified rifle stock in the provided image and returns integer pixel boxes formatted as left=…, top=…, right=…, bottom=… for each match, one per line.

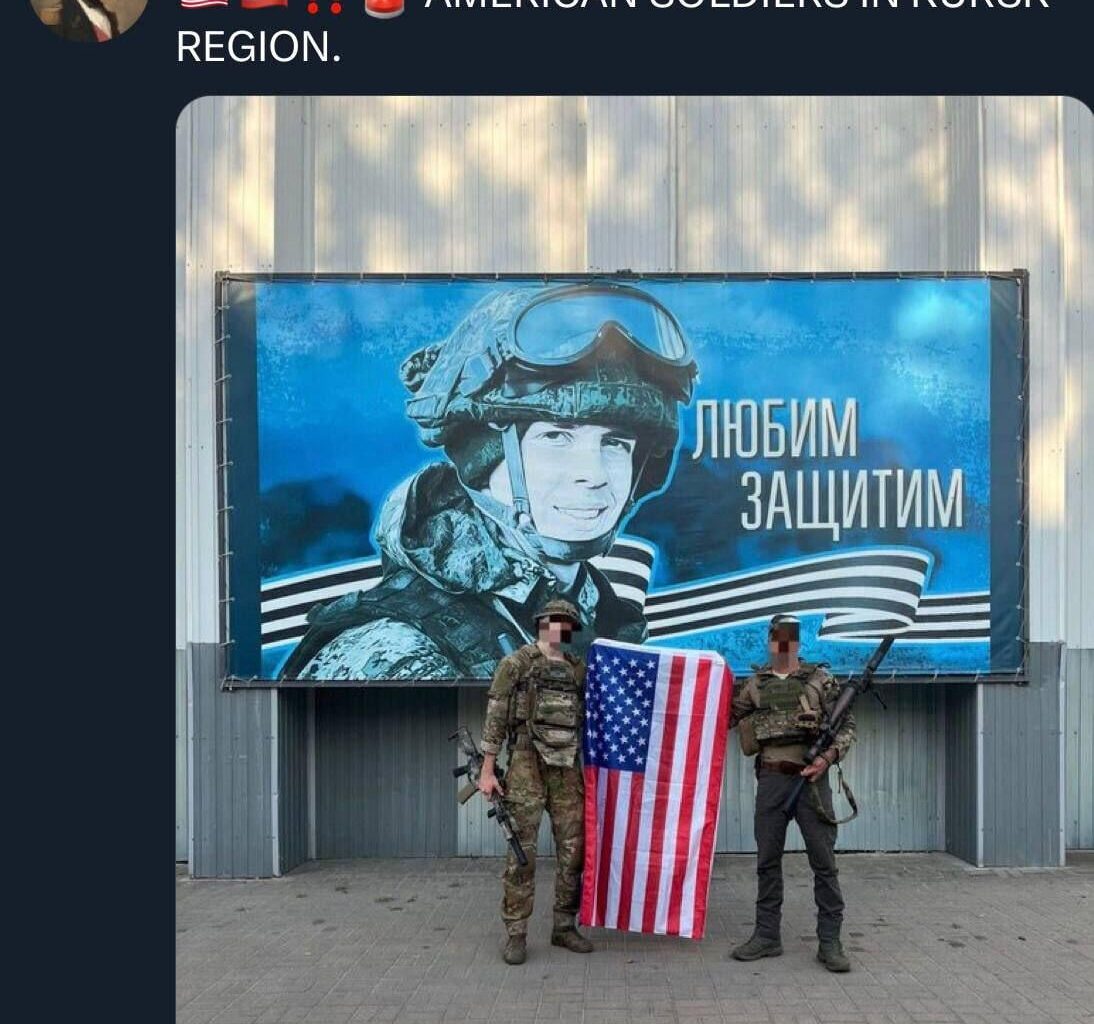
left=449, top=727, right=529, bottom=866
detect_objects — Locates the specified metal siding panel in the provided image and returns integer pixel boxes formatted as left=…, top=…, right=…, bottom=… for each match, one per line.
left=945, top=684, right=978, bottom=864
left=182, top=97, right=276, bottom=647
left=192, top=642, right=210, bottom=874
left=841, top=685, right=942, bottom=853
left=1062, top=99, right=1093, bottom=650
left=194, top=98, right=223, bottom=644
left=176, top=106, right=191, bottom=653
left=587, top=97, right=673, bottom=272
left=982, top=643, right=1062, bottom=866
left=190, top=643, right=274, bottom=878
left=180, top=97, right=280, bottom=877
left=274, top=97, right=316, bottom=272
left=176, top=648, right=189, bottom=862
left=309, top=96, right=585, bottom=274
left=251, top=687, right=272, bottom=877
left=717, top=684, right=943, bottom=854
left=314, top=689, right=458, bottom=858
left=677, top=97, right=943, bottom=273
left=278, top=689, right=309, bottom=873
left=942, top=96, right=982, bottom=271
left=718, top=747, right=758, bottom=855
left=984, top=98, right=1064, bottom=645
left=1066, top=648, right=1094, bottom=848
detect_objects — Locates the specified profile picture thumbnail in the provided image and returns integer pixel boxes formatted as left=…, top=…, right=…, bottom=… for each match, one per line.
left=32, top=0, right=147, bottom=43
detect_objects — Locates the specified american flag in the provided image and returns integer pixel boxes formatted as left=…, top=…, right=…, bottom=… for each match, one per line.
left=580, top=639, right=732, bottom=939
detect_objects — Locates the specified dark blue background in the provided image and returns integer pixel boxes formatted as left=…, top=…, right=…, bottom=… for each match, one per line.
left=12, top=0, right=1086, bottom=1016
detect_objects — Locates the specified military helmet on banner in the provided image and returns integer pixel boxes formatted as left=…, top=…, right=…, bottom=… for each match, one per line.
left=397, top=283, right=698, bottom=558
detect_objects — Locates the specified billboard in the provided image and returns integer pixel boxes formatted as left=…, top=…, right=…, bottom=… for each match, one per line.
left=218, top=274, right=1026, bottom=685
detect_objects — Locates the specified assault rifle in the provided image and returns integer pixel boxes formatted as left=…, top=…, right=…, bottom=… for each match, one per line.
left=782, top=636, right=894, bottom=818
left=450, top=727, right=528, bottom=866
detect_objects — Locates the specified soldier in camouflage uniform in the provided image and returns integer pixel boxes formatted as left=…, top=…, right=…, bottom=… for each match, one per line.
left=478, top=599, right=593, bottom=965
left=280, top=283, right=696, bottom=682
left=729, top=615, right=857, bottom=972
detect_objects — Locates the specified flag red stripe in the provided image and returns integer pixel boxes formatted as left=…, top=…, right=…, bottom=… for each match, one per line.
left=641, top=654, right=685, bottom=933
left=595, top=769, right=619, bottom=928
left=666, top=657, right=712, bottom=935
left=614, top=767, right=644, bottom=931
left=692, top=663, right=734, bottom=938
left=580, top=764, right=599, bottom=927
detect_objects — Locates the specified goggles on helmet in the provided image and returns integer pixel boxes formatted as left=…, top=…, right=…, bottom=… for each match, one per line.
left=509, top=284, right=693, bottom=369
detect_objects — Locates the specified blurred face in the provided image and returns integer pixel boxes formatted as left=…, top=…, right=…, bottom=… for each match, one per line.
left=487, top=420, right=637, bottom=541
left=538, top=617, right=575, bottom=645
left=768, top=625, right=800, bottom=662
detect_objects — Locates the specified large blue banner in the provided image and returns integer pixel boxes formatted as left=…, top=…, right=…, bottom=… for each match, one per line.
left=220, top=275, right=1025, bottom=684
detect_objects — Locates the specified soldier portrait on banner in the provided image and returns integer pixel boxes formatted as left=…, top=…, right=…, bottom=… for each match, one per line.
left=219, top=274, right=1024, bottom=684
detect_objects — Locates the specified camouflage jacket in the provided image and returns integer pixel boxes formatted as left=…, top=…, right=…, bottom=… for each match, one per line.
left=279, top=463, right=646, bottom=681
left=481, top=644, right=586, bottom=759
left=730, top=660, right=856, bottom=765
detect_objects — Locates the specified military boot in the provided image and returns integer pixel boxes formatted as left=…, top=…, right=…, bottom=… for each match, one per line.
left=729, top=933, right=783, bottom=961
left=503, top=932, right=527, bottom=965
left=550, top=912, right=594, bottom=953
left=817, top=938, right=850, bottom=972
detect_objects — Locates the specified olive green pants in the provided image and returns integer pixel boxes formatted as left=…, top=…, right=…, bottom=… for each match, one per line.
left=501, top=749, right=584, bottom=936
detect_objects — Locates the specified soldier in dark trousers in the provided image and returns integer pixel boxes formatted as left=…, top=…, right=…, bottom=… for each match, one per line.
left=478, top=600, right=595, bottom=965
left=729, top=614, right=856, bottom=972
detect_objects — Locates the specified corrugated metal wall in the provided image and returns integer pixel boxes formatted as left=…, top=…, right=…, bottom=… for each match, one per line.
left=1065, top=650, right=1093, bottom=849
left=944, top=684, right=978, bottom=865
left=678, top=96, right=945, bottom=271
left=982, top=643, right=1063, bottom=867
left=309, top=96, right=588, bottom=273
left=314, top=690, right=458, bottom=858
left=719, top=684, right=945, bottom=853
left=278, top=689, right=309, bottom=874
left=1062, top=99, right=1094, bottom=850
left=189, top=645, right=274, bottom=878
left=178, top=96, right=1094, bottom=873
left=179, top=98, right=279, bottom=877
left=175, top=649, right=188, bottom=862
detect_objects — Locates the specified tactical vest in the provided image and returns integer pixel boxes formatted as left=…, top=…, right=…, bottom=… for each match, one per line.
left=750, top=663, right=826, bottom=747
left=508, top=651, right=584, bottom=768
left=278, top=569, right=518, bottom=680
left=279, top=564, right=646, bottom=681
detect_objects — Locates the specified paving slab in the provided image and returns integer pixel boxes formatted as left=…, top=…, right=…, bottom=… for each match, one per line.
left=178, top=853, right=1094, bottom=1024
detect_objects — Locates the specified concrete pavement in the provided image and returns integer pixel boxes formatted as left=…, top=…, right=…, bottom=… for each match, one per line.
left=177, top=852, right=1094, bottom=1024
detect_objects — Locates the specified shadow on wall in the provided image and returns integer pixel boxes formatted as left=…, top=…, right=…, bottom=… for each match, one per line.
left=310, top=96, right=590, bottom=272
left=181, top=94, right=1074, bottom=279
